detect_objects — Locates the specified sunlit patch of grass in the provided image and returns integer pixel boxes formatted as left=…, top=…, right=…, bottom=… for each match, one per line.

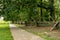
left=0, top=21, right=13, bottom=40
left=0, top=20, right=7, bottom=23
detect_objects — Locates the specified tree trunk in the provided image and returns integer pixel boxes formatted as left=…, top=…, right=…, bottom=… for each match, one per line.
left=40, top=0, right=43, bottom=21
left=49, top=0, right=55, bottom=21
left=50, top=22, right=59, bottom=31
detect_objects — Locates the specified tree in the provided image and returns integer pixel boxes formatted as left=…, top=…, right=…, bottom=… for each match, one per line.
left=2, top=0, right=60, bottom=28
left=49, top=0, right=55, bottom=21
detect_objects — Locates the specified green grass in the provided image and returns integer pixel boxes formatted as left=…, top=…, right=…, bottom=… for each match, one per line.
left=0, top=21, right=13, bottom=40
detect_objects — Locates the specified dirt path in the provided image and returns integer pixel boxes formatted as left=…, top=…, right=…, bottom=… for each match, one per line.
left=9, top=24, right=45, bottom=40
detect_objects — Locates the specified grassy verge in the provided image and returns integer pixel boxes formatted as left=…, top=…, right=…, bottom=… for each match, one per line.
left=24, top=29, right=59, bottom=40
left=16, top=24, right=60, bottom=40
left=0, top=21, right=13, bottom=40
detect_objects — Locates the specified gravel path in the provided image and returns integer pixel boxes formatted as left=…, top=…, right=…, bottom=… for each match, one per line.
left=9, top=24, right=45, bottom=40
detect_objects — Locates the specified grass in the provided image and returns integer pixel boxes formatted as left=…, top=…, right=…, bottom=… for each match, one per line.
left=0, top=20, right=13, bottom=40
left=16, top=24, right=60, bottom=40
left=25, top=29, right=59, bottom=40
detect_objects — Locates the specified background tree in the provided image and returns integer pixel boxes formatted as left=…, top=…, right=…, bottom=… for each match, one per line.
left=1, top=0, right=60, bottom=27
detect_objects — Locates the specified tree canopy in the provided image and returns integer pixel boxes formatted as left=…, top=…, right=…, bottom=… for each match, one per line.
left=0, top=0, right=60, bottom=26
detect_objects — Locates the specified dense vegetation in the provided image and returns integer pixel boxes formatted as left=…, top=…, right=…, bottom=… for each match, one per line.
left=0, top=0, right=60, bottom=26
left=0, top=0, right=60, bottom=40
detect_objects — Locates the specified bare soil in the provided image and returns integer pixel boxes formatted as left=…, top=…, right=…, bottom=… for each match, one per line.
left=20, top=25, right=60, bottom=39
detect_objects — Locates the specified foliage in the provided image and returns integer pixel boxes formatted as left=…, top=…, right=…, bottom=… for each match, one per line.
left=0, top=0, right=60, bottom=25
